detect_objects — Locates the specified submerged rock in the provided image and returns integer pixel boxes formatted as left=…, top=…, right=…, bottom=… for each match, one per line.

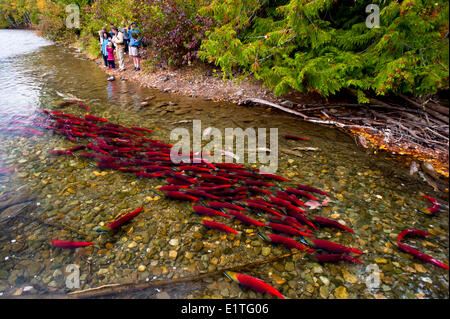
left=334, top=286, right=349, bottom=299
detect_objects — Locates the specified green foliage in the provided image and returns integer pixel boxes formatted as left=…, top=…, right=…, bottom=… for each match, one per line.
left=0, top=0, right=40, bottom=28
left=199, top=0, right=449, bottom=99
left=133, top=0, right=214, bottom=66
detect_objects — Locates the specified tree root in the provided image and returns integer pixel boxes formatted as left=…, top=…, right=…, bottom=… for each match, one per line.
left=246, top=94, right=449, bottom=179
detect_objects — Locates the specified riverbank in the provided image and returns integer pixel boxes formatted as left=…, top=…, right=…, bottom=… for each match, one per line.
left=85, top=48, right=448, bottom=191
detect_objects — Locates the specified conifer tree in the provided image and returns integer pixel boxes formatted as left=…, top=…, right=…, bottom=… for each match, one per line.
left=199, top=0, right=449, bottom=101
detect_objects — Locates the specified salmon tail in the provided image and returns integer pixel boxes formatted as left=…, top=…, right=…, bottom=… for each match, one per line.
left=350, top=248, right=363, bottom=255
left=223, top=271, right=239, bottom=283
left=429, top=258, right=450, bottom=270
left=258, top=232, right=271, bottom=242
left=415, top=208, right=433, bottom=216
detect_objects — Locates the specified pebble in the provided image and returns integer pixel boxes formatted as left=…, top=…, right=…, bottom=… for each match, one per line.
left=313, top=265, right=323, bottom=274
left=127, top=242, right=137, bottom=249
left=23, top=286, right=34, bottom=292
left=169, top=238, right=179, bottom=246
left=169, top=250, right=178, bottom=259
left=156, top=291, right=171, bottom=299
left=334, top=286, right=349, bottom=299
left=193, top=232, right=203, bottom=240
left=53, top=269, right=63, bottom=278
left=319, top=285, right=329, bottom=298
left=192, top=242, right=203, bottom=252
left=413, top=263, right=428, bottom=273
left=376, top=258, right=388, bottom=264
left=273, top=274, right=286, bottom=285
left=319, top=276, right=330, bottom=286
left=305, top=284, right=315, bottom=293
left=287, top=280, right=297, bottom=289
left=138, top=265, right=146, bottom=272
left=342, top=269, right=357, bottom=284
left=98, top=268, right=109, bottom=275
left=261, top=247, right=271, bottom=256
left=210, top=257, right=218, bottom=265
left=285, top=262, right=295, bottom=272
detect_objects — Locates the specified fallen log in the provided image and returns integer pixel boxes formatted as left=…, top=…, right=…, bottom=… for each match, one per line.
left=7, top=252, right=297, bottom=299
left=247, top=98, right=378, bottom=131
left=0, top=191, right=34, bottom=212
left=0, top=202, right=32, bottom=226
left=397, top=94, right=449, bottom=124
left=426, top=101, right=449, bottom=116
left=247, top=98, right=308, bottom=119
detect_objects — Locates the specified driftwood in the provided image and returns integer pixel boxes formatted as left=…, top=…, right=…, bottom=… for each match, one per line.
left=0, top=198, right=88, bottom=237
left=0, top=191, right=34, bottom=212
left=397, top=93, right=449, bottom=124
left=280, top=148, right=305, bottom=157
left=292, top=147, right=320, bottom=152
left=247, top=98, right=308, bottom=119
left=426, top=101, right=449, bottom=116
left=9, top=252, right=297, bottom=299
left=29, top=216, right=90, bottom=237
left=249, top=94, right=448, bottom=175
left=0, top=202, right=33, bottom=226
left=247, top=98, right=378, bottom=131
left=0, top=190, right=35, bottom=227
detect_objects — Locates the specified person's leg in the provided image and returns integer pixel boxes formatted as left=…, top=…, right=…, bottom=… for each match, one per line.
left=118, top=49, right=125, bottom=71
left=135, top=56, right=140, bottom=70
left=103, top=54, right=108, bottom=67
left=111, top=60, right=115, bottom=69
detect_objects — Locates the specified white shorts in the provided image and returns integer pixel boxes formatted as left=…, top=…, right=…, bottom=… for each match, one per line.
left=129, top=46, right=139, bottom=57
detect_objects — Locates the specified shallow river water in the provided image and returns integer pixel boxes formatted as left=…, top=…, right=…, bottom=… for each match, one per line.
left=0, top=30, right=448, bottom=299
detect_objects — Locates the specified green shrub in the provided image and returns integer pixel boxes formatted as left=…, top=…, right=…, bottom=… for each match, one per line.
left=199, top=0, right=449, bottom=100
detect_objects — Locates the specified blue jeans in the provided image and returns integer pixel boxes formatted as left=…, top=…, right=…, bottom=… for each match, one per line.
left=102, top=54, right=108, bottom=67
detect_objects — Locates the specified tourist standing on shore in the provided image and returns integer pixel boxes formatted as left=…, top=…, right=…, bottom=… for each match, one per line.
left=129, top=32, right=141, bottom=71
left=100, top=31, right=109, bottom=67
left=111, top=27, right=125, bottom=71
left=109, top=23, right=115, bottom=37
left=98, top=27, right=107, bottom=43
left=123, top=27, right=130, bottom=54
left=106, top=41, right=115, bottom=70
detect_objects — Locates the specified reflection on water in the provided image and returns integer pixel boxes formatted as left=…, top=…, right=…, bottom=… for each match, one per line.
left=0, top=30, right=448, bottom=299
left=0, top=30, right=52, bottom=120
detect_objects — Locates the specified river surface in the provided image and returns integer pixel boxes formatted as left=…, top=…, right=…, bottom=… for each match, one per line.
left=0, top=30, right=448, bottom=299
